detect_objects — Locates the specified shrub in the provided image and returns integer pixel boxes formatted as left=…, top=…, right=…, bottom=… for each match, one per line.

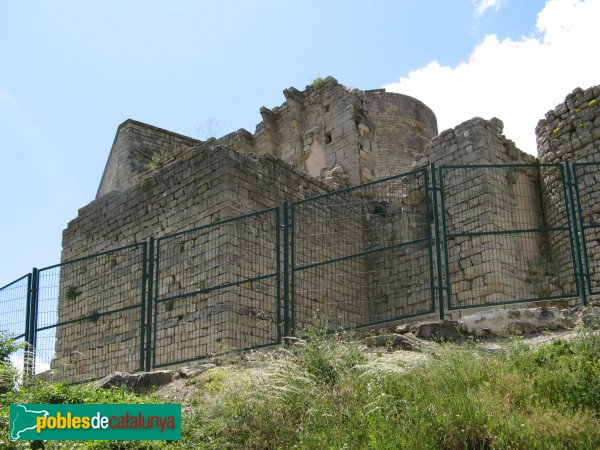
left=310, top=76, right=326, bottom=90
left=0, top=330, right=23, bottom=396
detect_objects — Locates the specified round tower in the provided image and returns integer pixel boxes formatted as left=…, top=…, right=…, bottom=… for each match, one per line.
left=537, top=85, right=600, bottom=299
left=363, top=89, right=438, bottom=178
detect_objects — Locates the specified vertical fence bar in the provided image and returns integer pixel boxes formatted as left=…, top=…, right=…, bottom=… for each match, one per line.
left=562, top=162, right=587, bottom=306
left=145, top=238, right=155, bottom=372
left=430, top=164, right=445, bottom=320
left=290, top=203, right=296, bottom=334
left=139, top=241, right=148, bottom=372
left=22, top=273, right=33, bottom=380
left=570, top=163, right=587, bottom=307
left=26, top=268, right=39, bottom=378
left=570, top=164, right=592, bottom=296
left=282, top=203, right=290, bottom=340
left=437, top=167, right=453, bottom=312
left=423, top=168, right=437, bottom=316
left=275, top=207, right=282, bottom=344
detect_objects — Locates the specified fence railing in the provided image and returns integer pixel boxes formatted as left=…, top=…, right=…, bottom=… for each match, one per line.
left=33, top=243, right=148, bottom=384
left=1, top=161, right=597, bottom=383
left=0, top=274, right=31, bottom=377
left=436, top=163, right=580, bottom=310
left=289, top=167, right=437, bottom=333
left=151, top=208, right=281, bottom=370
left=572, top=162, right=600, bottom=298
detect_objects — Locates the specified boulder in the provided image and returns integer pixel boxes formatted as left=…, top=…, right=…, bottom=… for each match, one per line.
left=365, top=333, right=421, bottom=351
left=415, top=321, right=462, bottom=341
left=458, top=307, right=567, bottom=337
left=93, top=370, right=174, bottom=394
left=178, top=363, right=216, bottom=378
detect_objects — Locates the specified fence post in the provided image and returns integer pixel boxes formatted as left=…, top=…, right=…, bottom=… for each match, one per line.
left=145, top=238, right=155, bottom=372
left=430, top=164, right=445, bottom=320
left=562, top=162, right=587, bottom=306
left=22, top=272, right=33, bottom=381
left=424, top=168, right=437, bottom=318
left=569, top=163, right=592, bottom=300
left=25, top=268, right=39, bottom=379
left=275, top=208, right=282, bottom=345
left=282, top=202, right=290, bottom=343
left=139, top=242, right=148, bottom=372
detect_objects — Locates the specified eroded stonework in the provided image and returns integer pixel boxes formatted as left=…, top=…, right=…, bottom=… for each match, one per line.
left=96, top=77, right=437, bottom=199
left=54, top=78, right=600, bottom=381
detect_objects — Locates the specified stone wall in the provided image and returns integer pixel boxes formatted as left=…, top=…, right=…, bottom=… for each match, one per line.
left=49, top=245, right=146, bottom=382
left=364, top=170, right=435, bottom=321
left=364, top=89, right=437, bottom=178
left=51, top=80, right=600, bottom=382
left=412, top=118, right=557, bottom=312
left=96, top=78, right=437, bottom=204
left=57, top=137, right=379, bottom=378
left=59, top=143, right=305, bottom=378
left=214, top=77, right=437, bottom=187
left=59, top=143, right=233, bottom=380
left=96, top=120, right=201, bottom=198
left=220, top=151, right=371, bottom=331
left=537, top=84, right=600, bottom=299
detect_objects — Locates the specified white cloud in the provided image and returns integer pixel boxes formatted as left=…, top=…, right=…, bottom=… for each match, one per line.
left=474, top=0, right=506, bottom=17
left=384, top=0, right=600, bottom=155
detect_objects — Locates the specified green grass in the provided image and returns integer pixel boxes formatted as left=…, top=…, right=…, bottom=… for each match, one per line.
left=189, top=329, right=600, bottom=449
left=2, top=328, right=600, bottom=448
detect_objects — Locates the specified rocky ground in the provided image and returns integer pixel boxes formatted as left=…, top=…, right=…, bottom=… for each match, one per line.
left=91, top=305, right=600, bottom=409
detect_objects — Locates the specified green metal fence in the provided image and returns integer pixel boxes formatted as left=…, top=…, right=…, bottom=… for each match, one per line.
left=151, top=208, right=281, bottom=369
left=33, top=243, right=148, bottom=383
left=0, top=274, right=31, bottom=377
left=572, top=162, right=600, bottom=299
left=1, top=162, right=599, bottom=384
left=436, top=163, right=581, bottom=310
left=289, top=167, right=437, bottom=333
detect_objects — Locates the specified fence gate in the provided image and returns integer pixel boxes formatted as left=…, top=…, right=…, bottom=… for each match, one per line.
left=436, top=163, right=583, bottom=311
left=150, top=208, right=281, bottom=369
left=289, top=167, right=437, bottom=333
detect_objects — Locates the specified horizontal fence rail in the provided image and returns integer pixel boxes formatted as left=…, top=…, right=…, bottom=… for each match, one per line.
left=33, top=243, right=147, bottom=384
left=152, top=208, right=281, bottom=369
left=1, top=162, right=598, bottom=384
left=290, top=167, right=436, bottom=333
left=438, top=164, right=581, bottom=310
left=572, top=162, right=600, bottom=299
left=0, top=274, right=31, bottom=378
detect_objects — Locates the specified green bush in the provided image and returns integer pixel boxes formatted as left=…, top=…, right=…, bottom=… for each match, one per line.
left=0, top=330, right=22, bottom=363
left=296, top=323, right=365, bottom=385
left=310, top=76, right=326, bottom=90
left=0, top=330, right=23, bottom=396
left=523, top=332, right=600, bottom=412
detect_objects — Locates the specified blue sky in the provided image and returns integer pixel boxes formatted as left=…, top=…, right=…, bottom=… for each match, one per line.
left=0, top=0, right=598, bottom=284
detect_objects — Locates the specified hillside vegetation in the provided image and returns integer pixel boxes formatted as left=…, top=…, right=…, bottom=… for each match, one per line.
left=1, top=326, right=600, bottom=449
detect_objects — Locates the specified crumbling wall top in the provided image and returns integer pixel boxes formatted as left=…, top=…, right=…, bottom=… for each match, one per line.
left=96, top=119, right=201, bottom=199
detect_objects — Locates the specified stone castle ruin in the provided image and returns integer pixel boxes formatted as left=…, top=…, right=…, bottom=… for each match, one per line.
left=50, top=77, right=600, bottom=381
